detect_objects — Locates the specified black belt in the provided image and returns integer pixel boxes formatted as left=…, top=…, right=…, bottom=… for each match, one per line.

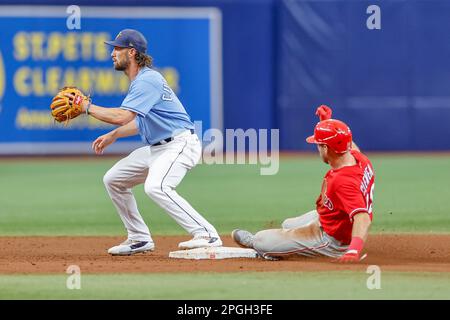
left=151, top=129, right=195, bottom=146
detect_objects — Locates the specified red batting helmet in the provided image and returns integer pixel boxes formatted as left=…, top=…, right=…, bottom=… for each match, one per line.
left=306, top=119, right=352, bottom=153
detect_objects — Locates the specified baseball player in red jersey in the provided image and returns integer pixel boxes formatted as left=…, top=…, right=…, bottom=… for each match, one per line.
left=232, top=105, right=374, bottom=263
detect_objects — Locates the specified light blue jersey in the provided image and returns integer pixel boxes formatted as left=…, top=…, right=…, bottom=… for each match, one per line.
left=120, top=67, right=194, bottom=145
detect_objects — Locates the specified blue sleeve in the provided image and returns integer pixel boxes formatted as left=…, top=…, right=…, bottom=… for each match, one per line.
left=121, top=80, right=160, bottom=116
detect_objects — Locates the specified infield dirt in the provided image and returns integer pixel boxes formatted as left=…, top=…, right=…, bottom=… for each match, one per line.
left=0, top=234, right=448, bottom=274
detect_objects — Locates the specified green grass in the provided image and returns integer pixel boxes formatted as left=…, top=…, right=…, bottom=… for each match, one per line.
left=0, top=272, right=449, bottom=299
left=0, top=155, right=448, bottom=300
left=0, top=155, right=449, bottom=235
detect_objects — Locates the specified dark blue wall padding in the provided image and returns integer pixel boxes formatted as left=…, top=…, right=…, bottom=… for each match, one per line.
left=277, top=0, right=450, bottom=151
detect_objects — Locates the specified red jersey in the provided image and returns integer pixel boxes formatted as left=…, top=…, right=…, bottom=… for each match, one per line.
left=316, top=150, right=375, bottom=245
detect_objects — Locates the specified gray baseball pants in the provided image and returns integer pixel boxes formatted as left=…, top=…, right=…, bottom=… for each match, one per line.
left=253, top=210, right=348, bottom=259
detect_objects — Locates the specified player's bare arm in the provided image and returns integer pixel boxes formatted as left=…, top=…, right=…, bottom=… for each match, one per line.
left=351, top=212, right=371, bottom=242
left=338, top=212, right=371, bottom=263
left=86, top=103, right=136, bottom=126
left=92, top=119, right=138, bottom=154
left=68, top=96, right=136, bottom=126
left=61, top=91, right=136, bottom=126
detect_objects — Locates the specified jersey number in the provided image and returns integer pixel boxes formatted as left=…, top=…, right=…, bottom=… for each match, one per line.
left=162, top=84, right=173, bottom=101
left=365, top=183, right=375, bottom=214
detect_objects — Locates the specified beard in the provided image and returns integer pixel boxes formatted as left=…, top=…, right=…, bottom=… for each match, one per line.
left=114, top=55, right=130, bottom=71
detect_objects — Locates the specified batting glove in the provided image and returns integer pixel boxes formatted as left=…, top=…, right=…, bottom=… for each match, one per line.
left=315, top=105, right=333, bottom=121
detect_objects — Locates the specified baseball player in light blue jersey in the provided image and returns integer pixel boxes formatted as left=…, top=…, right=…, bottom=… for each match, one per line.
left=70, top=29, right=222, bottom=255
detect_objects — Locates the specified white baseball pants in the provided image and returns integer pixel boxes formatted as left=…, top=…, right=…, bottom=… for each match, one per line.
left=103, top=130, right=219, bottom=242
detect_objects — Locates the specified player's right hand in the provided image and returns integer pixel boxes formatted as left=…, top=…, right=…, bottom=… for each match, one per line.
left=92, top=133, right=116, bottom=155
left=315, top=105, right=333, bottom=121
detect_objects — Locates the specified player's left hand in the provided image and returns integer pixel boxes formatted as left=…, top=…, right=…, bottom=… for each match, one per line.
left=338, top=250, right=359, bottom=263
left=64, top=92, right=89, bottom=112
left=336, top=250, right=367, bottom=263
left=315, top=105, right=332, bottom=121
left=50, top=87, right=89, bottom=123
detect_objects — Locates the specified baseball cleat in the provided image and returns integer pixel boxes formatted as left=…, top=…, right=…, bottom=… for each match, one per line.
left=108, top=239, right=155, bottom=256
left=231, top=229, right=255, bottom=249
left=178, top=236, right=223, bottom=250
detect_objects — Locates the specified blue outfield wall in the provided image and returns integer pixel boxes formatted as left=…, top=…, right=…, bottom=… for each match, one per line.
left=0, top=0, right=449, bottom=152
left=0, top=0, right=276, bottom=154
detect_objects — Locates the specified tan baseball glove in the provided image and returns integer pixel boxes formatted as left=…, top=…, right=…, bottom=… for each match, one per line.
left=50, top=87, right=89, bottom=123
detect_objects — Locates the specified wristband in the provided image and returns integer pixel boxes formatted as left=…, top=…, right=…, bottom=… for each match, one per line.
left=347, top=236, right=364, bottom=256
left=86, top=100, right=91, bottom=115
